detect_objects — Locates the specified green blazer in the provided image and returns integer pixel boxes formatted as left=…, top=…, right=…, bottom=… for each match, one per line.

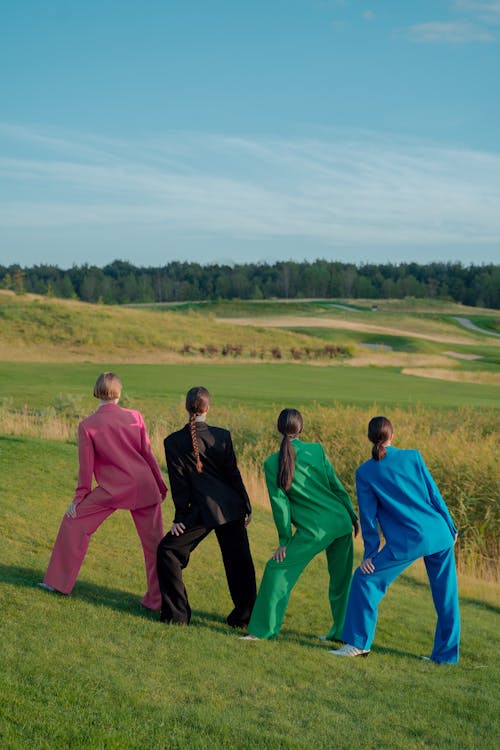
left=264, top=440, right=357, bottom=547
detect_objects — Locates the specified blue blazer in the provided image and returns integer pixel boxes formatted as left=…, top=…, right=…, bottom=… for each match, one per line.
left=355, top=446, right=457, bottom=561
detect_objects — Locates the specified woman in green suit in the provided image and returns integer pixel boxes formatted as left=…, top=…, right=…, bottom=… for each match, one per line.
left=242, top=408, right=358, bottom=641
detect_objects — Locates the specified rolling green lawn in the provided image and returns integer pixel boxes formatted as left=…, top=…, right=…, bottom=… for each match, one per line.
left=1, top=295, right=498, bottom=747
left=1, top=435, right=499, bottom=749
left=1, top=361, right=499, bottom=412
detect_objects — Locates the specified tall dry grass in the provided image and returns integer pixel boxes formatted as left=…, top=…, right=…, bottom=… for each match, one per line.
left=1, top=401, right=498, bottom=578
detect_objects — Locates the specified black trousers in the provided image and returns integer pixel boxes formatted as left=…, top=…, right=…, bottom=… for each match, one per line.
left=156, top=519, right=257, bottom=626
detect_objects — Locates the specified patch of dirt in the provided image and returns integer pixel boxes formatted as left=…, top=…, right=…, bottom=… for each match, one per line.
left=402, top=368, right=500, bottom=385
left=349, top=354, right=457, bottom=368
left=444, top=351, right=482, bottom=360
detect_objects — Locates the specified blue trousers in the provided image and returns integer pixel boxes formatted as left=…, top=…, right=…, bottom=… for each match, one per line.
left=342, top=544, right=460, bottom=663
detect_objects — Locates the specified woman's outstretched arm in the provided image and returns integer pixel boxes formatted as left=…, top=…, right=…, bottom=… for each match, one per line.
left=264, top=459, right=292, bottom=547
left=355, top=468, right=380, bottom=559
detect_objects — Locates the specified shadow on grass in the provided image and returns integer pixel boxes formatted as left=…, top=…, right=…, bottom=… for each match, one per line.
left=0, top=564, right=239, bottom=634
left=230, top=627, right=428, bottom=661
left=3, top=562, right=497, bottom=652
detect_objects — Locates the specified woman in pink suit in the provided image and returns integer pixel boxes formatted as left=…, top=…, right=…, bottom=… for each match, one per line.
left=40, top=372, right=167, bottom=610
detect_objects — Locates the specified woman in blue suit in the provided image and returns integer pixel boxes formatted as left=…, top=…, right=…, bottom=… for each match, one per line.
left=331, top=416, right=460, bottom=663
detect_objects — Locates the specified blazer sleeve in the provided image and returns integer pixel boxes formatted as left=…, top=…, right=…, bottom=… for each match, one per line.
left=323, top=449, right=358, bottom=523
left=73, top=422, right=94, bottom=506
left=417, top=452, right=457, bottom=536
left=355, top=468, right=381, bottom=559
left=164, top=438, right=192, bottom=524
left=223, top=432, right=252, bottom=515
left=138, top=412, right=167, bottom=498
left=264, top=459, right=292, bottom=547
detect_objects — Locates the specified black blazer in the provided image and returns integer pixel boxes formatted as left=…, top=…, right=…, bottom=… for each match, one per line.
left=164, top=422, right=252, bottom=528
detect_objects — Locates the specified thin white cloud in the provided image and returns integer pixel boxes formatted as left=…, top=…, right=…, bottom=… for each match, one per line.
left=455, top=1, right=500, bottom=24
left=407, top=20, right=494, bottom=42
left=406, top=0, right=500, bottom=44
left=0, top=124, right=500, bottom=250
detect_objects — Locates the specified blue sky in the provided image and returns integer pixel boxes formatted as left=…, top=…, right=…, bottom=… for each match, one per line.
left=1, top=0, right=499, bottom=268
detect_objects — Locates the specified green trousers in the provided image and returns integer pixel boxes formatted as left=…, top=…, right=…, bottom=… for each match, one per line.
left=248, top=532, right=353, bottom=639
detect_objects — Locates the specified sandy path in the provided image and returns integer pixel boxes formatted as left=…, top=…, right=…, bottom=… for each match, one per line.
left=453, top=317, right=500, bottom=338
left=218, top=316, right=475, bottom=345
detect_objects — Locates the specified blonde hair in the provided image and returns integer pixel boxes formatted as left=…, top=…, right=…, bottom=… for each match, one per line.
left=93, top=372, right=122, bottom=401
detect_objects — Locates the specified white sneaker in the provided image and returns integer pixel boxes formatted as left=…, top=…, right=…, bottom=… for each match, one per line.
left=328, top=643, right=370, bottom=657
left=38, top=582, right=56, bottom=592
left=239, top=634, right=260, bottom=641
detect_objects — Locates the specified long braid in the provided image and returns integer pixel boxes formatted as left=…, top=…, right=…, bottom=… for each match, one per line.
left=189, top=413, right=203, bottom=473
left=185, top=386, right=210, bottom=473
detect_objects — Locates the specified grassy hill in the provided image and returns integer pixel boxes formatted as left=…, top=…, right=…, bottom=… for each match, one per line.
left=1, top=435, right=499, bottom=749
left=2, top=292, right=500, bottom=382
left=0, top=292, right=351, bottom=363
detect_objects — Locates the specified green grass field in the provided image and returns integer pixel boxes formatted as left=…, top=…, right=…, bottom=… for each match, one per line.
left=1, top=435, right=499, bottom=749
left=1, top=293, right=499, bottom=747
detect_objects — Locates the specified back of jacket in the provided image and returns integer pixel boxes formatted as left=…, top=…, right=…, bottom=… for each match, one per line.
left=264, top=440, right=356, bottom=546
left=164, top=422, right=251, bottom=528
left=74, top=403, right=167, bottom=509
left=355, top=446, right=457, bottom=560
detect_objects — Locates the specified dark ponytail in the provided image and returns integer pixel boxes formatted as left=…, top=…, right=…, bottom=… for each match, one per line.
left=185, top=386, right=210, bottom=473
left=367, top=416, right=393, bottom=461
left=277, top=408, right=303, bottom=490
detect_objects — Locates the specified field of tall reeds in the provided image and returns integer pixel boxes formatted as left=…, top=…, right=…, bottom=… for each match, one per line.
left=1, top=398, right=497, bottom=578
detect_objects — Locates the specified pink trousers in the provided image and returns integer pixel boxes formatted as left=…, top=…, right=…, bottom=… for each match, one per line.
left=43, top=498, right=164, bottom=610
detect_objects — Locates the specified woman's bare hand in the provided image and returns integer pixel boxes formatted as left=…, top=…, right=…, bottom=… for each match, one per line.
left=273, top=545, right=287, bottom=563
left=170, top=522, right=186, bottom=536
left=65, top=502, right=77, bottom=519
left=360, top=557, right=375, bottom=574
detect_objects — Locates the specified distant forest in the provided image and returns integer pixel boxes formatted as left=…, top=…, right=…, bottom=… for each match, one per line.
left=1, top=259, right=499, bottom=309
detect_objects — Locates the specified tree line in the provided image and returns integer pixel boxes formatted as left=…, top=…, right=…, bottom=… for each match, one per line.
left=1, top=259, right=499, bottom=309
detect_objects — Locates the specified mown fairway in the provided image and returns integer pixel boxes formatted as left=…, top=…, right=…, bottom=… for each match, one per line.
left=1, top=435, right=499, bottom=750
left=1, top=361, right=499, bottom=411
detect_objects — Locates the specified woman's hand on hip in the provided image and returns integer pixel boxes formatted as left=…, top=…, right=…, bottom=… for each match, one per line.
left=65, top=502, right=77, bottom=519
left=360, top=557, right=375, bottom=574
left=273, top=545, right=287, bottom=563
left=244, top=512, right=252, bottom=527
left=170, top=522, right=186, bottom=536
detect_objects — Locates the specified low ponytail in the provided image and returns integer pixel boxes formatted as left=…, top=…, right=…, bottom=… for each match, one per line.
left=371, top=440, right=387, bottom=461
left=367, top=416, right=393, bottom=461
left=276, top=408, right=304, bottom=490
left=278, top=434, right=296, bottom=491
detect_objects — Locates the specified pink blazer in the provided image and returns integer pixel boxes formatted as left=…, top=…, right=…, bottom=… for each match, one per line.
left=73, top=403, right=167, bottom=510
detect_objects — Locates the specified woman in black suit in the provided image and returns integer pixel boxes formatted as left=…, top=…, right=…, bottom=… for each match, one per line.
left=157, top=386, right=256, bottom=627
